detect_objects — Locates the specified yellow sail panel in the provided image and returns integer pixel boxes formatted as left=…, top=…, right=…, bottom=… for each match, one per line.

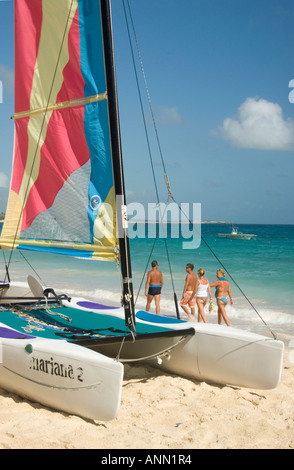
left=0, top=238, right=118, bottom=262
left=1, top=0, right=118, bottom=261
left=19, top=0, right=78, bottom=216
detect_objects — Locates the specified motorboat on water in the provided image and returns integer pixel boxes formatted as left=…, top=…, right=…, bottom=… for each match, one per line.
left=218, top=225, right=257, bottom=240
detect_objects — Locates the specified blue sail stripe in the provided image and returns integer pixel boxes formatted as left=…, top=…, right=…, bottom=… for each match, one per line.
left=17, top=245, right=94, bottom=258
left=78, top=1, right=114, bottom=244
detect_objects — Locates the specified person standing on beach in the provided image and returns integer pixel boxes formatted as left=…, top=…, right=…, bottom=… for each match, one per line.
left=145, top=260, right=163, bottom=315
left=210, top=269, right=233, bottom=326
left=180, top=263, right=197, bottom=320
left=195, top=268, right=213, bottom=323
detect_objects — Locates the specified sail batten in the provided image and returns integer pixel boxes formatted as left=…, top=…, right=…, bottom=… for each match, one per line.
left=13, top=92, right=107, bottom=120
left=1, top=0, right=118, bottom=262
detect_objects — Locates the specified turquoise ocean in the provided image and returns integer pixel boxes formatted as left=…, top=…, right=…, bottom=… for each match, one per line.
left=0, top=223, right=293, bottom=342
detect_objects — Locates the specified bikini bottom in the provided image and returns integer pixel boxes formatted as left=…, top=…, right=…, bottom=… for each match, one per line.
left=217, top=295, right=230, bottom=305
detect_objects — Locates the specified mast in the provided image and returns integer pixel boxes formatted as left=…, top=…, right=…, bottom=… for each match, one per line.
left=100, top=0, right=136, bottom=333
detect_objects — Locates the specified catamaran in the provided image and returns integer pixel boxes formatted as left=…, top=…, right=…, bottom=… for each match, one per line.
left=0, top=0, right=284, bottom=419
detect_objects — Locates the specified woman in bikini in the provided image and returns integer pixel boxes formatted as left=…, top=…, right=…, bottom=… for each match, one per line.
left=195, top=268, right=213, bottom=323
left=210, top=269, right=233, bottom=326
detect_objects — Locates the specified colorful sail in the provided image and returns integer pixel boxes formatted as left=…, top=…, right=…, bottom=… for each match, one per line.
left=0, top=0, right=118, bottom=261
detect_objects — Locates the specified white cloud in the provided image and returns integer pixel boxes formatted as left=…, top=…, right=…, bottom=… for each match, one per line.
left=0, top=173, right=9, bottom=188
left=158, top=106, right=182, bottom=124
left=220, top=97, right=294, bottom=151
left=0, top=64, right=14, bottom=95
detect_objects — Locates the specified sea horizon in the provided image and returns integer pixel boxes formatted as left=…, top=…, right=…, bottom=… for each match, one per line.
left=0, top=222, right=292, bottom=344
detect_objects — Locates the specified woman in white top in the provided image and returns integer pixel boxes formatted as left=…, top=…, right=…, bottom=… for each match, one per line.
left=195, top=268, right=213, bottom=323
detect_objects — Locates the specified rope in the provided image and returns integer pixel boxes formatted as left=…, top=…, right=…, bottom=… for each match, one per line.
left=3, top=0, right=76, bottom=281
left=134, top=235, right=157, bottom=307
left=124, top=1, right=169, bottom=177
left=1, top=251, right=10, bottom=283
left=117, top=333, right=190, bottom=363
left=123, top=0, right=178, bottom=309
left=177, top=205, right=277, bottom=339
left=19, top=251, right=47, bottom=287
left=122, top=0, right=277, bottom=339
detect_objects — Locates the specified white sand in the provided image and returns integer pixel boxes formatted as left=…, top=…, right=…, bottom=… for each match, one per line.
left=0, top=351, right=293, bottom=449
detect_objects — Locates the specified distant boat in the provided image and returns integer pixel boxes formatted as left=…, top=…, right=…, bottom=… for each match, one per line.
left=218, top=225, right=257, bottom=240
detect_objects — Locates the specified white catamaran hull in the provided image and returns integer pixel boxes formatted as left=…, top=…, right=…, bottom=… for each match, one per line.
left=68, top=298, right=284, bottom=390
left=0, top=0, right=282, bottom=426
left=137, top=313, right=283, bottom=390
left=0, top=282, right=284, bottom=390
left=0, top=323, right=123, bottom=421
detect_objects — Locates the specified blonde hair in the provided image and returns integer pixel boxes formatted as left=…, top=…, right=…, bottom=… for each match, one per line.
left=217, top=269, right=225, bottom=277
left=197, top=268, right=205, bottom=277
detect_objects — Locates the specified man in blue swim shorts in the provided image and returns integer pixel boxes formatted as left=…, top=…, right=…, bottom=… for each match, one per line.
left=145, top=260, right=163, bottom=315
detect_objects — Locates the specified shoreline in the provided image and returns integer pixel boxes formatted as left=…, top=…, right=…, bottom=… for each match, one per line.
left=65, top=285, right=294, bottom=339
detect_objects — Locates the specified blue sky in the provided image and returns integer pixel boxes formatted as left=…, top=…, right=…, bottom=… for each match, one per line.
left=0, top=0, right=293, bottom=224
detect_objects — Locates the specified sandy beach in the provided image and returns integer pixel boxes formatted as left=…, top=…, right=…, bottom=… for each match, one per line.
left=0, top=338, right=293, bottom=451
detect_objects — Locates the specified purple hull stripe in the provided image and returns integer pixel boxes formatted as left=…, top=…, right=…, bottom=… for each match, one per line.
left=77, top=301, right=119, bottom=310
left=0, top=326, right=35, bottom=339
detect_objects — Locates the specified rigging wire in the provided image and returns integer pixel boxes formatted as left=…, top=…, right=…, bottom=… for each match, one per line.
left=134, top=235, right=157, bottom=307
left=19, top=251, right=48, bottom=287
left=1, top=251, right=10, bottom=282
left=123, top=0, right=276, bottom=339
left=122, top=0, right=179, bottom=317
left=3, top=0, right=76, bottom=283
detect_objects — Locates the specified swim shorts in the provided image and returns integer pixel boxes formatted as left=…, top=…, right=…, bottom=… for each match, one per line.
left=180, top=291, right=196, bottom=308
left=148, top=285, right=162, bottom=296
